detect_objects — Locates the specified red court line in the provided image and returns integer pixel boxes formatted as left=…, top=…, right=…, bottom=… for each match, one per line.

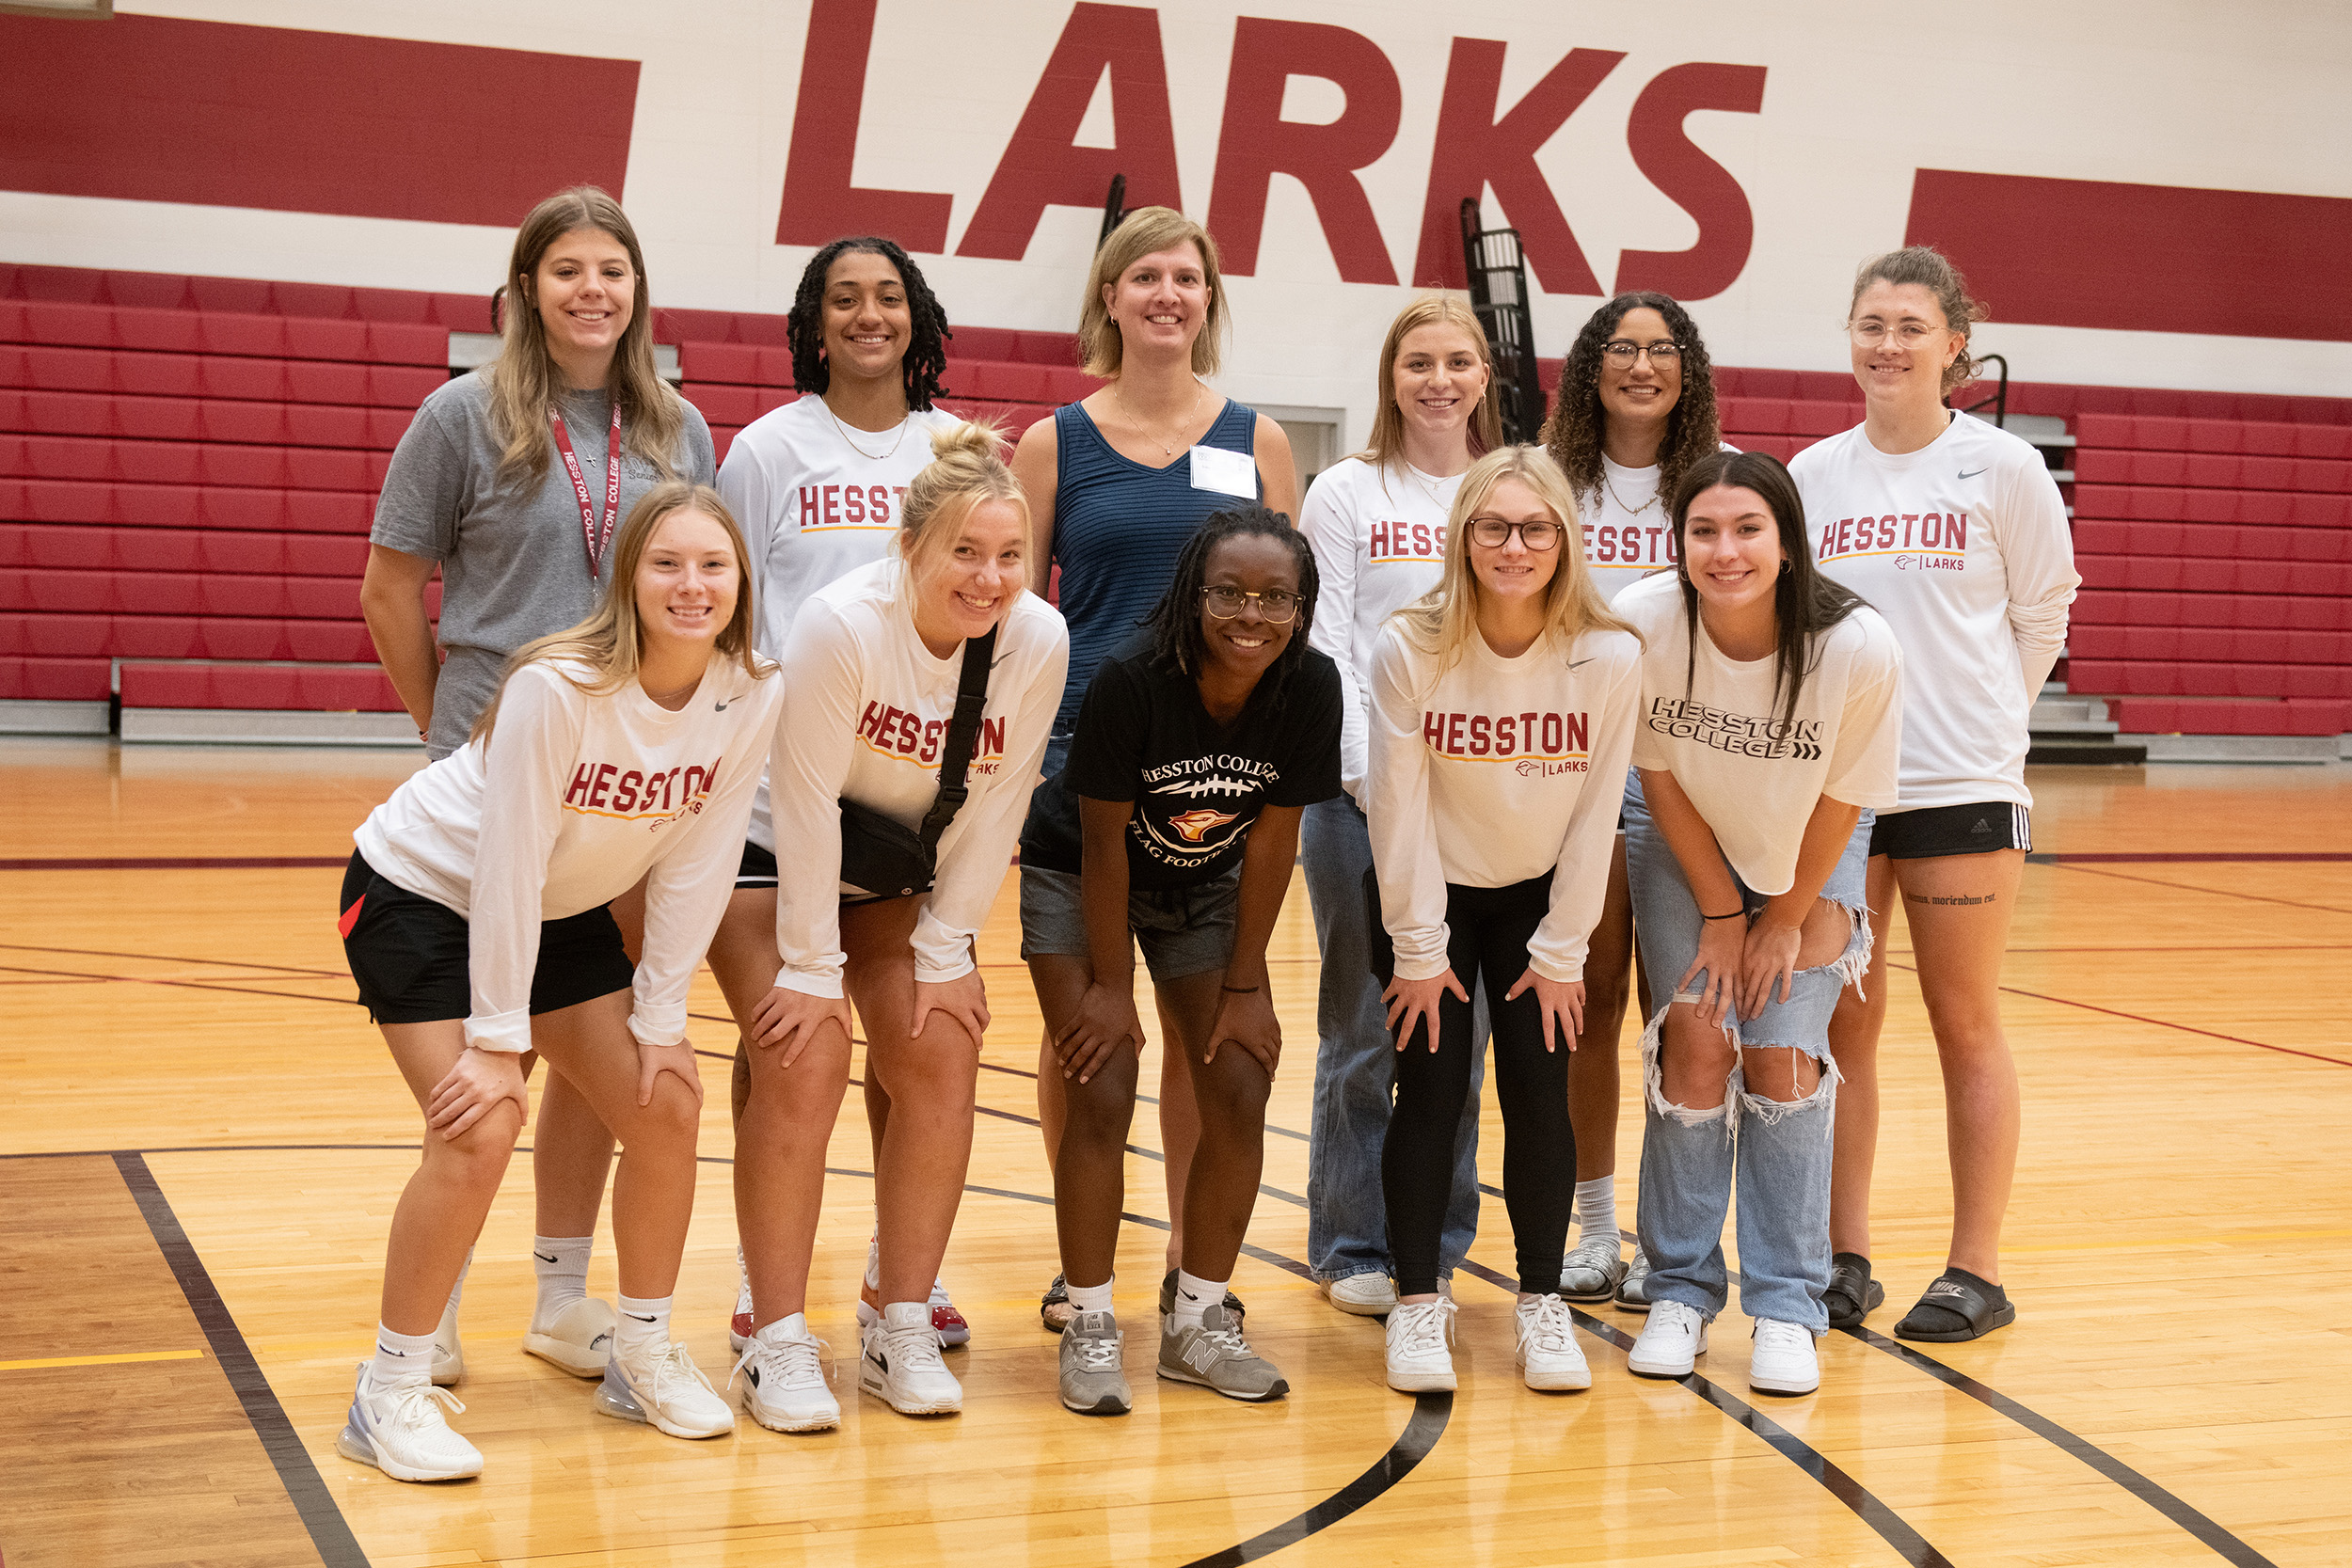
left=0, top=857, right=349, bottom=871
left=0, top=964, right=359, bottom=1008
left=1885, top=960, right=2350, bottom=1069
left=2044, top=863, right=2352, bottom=916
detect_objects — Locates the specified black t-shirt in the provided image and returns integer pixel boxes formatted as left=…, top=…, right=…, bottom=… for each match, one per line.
left=1020, top=639, right=1343, bottom=892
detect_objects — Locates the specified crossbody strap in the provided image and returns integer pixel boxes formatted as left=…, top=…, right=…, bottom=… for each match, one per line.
left=917, top=626, right=998, bottom=858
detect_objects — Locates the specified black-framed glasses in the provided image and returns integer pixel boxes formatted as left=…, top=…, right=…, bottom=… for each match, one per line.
left=1201, top=585, right=1300, bottom=623
left=1467, top=517, right=1562, bottom=551
left=1600, top=340, right=1680, bottom=367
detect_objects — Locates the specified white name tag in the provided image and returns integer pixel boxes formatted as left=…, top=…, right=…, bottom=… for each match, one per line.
left=1187, top=444, right=1258, bottom=499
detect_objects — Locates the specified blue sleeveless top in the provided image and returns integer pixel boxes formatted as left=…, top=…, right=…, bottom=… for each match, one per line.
left=1049, top=398, right=1260, bottom=732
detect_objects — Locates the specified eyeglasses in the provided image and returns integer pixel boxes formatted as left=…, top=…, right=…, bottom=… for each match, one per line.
left=1600, top=340, right=1680, bottom=367
left=1467, top=518, right=1562, bottom=551
left=1200, top=585, right=1300, bottom=623
left=1849, top=321, right=1947, bottom=347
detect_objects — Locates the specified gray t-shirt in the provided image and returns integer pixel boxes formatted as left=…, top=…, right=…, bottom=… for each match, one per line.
left=371, top=372, right=717, bottom=756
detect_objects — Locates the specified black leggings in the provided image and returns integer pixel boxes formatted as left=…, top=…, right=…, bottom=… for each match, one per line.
left=1374, top=873, right=1576, bottom=1298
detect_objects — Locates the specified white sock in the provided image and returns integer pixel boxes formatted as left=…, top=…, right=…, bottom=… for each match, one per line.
left=441, top=1247, right=473, bottom=1321
left=1171, top=1270, right=1225, bottom=1330
left=370, top=1323, right=437, bottom=1391
left=1573, top=1176, right=1618, bottom=1245
left=1066, top=1277, right=1115, bottom=1315
left=865, top=1229, right=881, bottom=1291
left=614, top=1293, right=672, bottom=1365
left=532, top=1235, right=592, bottom=1329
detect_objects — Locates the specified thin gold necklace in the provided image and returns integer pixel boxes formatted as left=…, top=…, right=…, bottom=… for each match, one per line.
left=822, top=395, right=911, bottom=462
left=1116, top=379, right=1207, bottom=461
left=1601, top=461, right=1661, bottom=517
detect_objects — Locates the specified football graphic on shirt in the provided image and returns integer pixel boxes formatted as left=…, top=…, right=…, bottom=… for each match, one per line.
left=1167, top=808, right=1241, bottom=843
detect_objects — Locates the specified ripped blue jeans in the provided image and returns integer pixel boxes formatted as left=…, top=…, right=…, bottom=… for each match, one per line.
left=1622, top=777, right=1873, bottom=1333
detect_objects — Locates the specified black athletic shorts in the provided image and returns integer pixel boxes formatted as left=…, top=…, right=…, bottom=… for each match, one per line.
left=736, top=839, right=778, bottom=890
left=1868, top=801, right=2032, bottom=860
left=337, top=850, right=634, bottom=1026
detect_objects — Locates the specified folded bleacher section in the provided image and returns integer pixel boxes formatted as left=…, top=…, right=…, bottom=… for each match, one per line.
left=6, top=261, right=2346, bottom=754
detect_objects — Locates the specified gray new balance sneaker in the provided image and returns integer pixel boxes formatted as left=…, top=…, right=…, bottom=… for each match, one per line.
left=1058, top=1309, right=1131, bottom=1415
left=1157, top=1304, right=1288, bottom=1402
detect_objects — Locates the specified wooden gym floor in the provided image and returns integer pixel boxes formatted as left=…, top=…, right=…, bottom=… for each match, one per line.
left=2, top=736, right=2348, bottom=1568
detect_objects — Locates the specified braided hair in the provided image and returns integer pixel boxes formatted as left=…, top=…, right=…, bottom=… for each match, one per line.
left=1141, top=506, right=1319, bottom=708
left=1541, top=291, right=1722, bottom=514
left=786, top=236, right=952, bottom=409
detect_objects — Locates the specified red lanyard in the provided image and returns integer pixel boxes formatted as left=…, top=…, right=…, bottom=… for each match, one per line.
left=548, top=401, right=624, bottom=578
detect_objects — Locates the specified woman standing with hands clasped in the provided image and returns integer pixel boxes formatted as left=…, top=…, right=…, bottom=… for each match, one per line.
left=728, top=424, right=1067, bottom=1428
left=1298, top=295, right=1500, bottom=1316
left=1538, top=291, right=1733, bottom=1310
left=359, top=186, right=718, bottom=1388
left=1613, top=451, right=1902, bottom=1396
left=1792, top=247, right=2076, bottom=1342
left=1012, top=207, right=1299, bottom=1329
left=1367, top=447, right=1640, bottom=1396
left=336, top=483, right=780, bottom=1481
left=1021, top=508, right=1340, bottom=1415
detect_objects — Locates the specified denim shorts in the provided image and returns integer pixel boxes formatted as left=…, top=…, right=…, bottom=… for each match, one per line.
left=1018, top=863, right=1241, bottom=983
left=1622, top=775, right=1873, bottom=1057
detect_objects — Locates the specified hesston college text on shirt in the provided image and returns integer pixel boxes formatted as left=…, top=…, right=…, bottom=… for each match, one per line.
left=1422, top=706, right=1592, bottom=773
left=856, top=700, right=1009, bottom=776
left=1818, top=510, right=1971, bottom=571
left=800, top=483, right=911, bottom=531
left=1645, top=696, right=1825, bottom=761
left=562, top=757, right=724, bottom=820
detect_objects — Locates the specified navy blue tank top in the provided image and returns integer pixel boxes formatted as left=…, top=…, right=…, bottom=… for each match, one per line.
left=1049, top=398, right=1260, bottom=732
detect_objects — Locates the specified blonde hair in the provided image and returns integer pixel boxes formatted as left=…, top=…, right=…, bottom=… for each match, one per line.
left=1391, top=446, right=1632, bottom=676
left=895, top=420, right=1030, bottom=590
left=1077, top=207, right=1226, bottom=379
left=471, top=483, right=764, bottom=744
left=485, top=186, right=691, bottom=485
left=1357, top=294, right=1502, bottom=472
left=1849, top=245, right=1989, bottom=397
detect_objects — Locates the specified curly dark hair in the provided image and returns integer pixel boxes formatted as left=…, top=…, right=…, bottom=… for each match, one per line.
left=1142, top=506, right=1319, bottom=708
left=1541, top=291, right=1723, bottom=514
left=1667, top=450, right=1866, bottom=730
left=787, top=236, right=952, bottom=408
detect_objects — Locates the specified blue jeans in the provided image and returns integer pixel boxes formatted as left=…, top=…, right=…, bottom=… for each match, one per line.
left=1623, top=780, right=1873, bottom=1331
left=1300, top=794, right=1483, bottom=1283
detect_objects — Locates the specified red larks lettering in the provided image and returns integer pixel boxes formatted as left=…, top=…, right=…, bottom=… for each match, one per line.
left=867, top=484, right=892, bottom=525
left=1613, top=63, right=1769, bottom=300
left=775, top=0, right=950, bottom=250
left=1207, top=18, right=1401, bottom=283
left=822, top=484, right=841, bottom=527
left=587, top=762, right=618, bottom=809
left=1422, top=709, right=1589, bottom=757
left=564, top=763, right=597, bottom=806
left=1414, top=40, right=1621, bottom=293
left=957, top=2, right=1181, bottom=261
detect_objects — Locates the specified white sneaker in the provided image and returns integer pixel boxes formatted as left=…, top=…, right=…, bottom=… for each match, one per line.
left=1628, top=1298, right=1708, bottom=1378
left=1749, top=1318, right=1820, bottom=1395
left=860, top=1300, right=961, bottom=1415
left=595, top=1340, right=735, bottom=1439
left=1383, top=1297, right=1457, bottom=1393
left=1514, top=1293, right=1592, bottom=1391
left=431, top=1301, right=464, bottom=1387
left=1323, top=1273, right=1397, bottom=1317
left=855, top=1279, right=971, bottom=1348
left=336, top=1364, right=481, bottom=1481
left=525, top=1296, right=617, bottom=1378
left=730, top=1313, right=838, bottom=1433
left=729, top=1243, right=754, bottom=1354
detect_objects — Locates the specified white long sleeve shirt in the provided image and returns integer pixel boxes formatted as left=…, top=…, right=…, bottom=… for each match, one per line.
left=1366, top=620, right=1642, bottom=983
left=1617, top=573, right=1904, bottom=894
left=1790, top=414, right=2077, bottom=811
left=719, top=396, right=960, bottom=850
left=1301, top=456, right=1461, bottom=801
left=354, top=655, right=783, bottom=1053
left=769, top=558, right=1069, bottom=997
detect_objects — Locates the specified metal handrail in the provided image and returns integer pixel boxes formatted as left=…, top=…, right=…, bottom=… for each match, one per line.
left=1457, top=198, right=1547, bottom=444
left=1956, top=352, right=2010, bottom=428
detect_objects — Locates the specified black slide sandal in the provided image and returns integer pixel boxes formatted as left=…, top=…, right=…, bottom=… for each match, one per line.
left=1895, top=1268, right=2015, bottom=1342
left=1823, top=1253, right=1883, bottom=1329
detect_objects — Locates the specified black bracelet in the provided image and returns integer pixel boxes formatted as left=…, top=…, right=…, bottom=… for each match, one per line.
left=1701, top=909, right=1745, bottom=921
left=1221, top=984, right=1262, bottom=993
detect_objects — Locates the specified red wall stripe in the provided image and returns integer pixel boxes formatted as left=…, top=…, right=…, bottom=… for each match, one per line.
left=1905, top=169, right=2352, bottom=343
left=0, top=14, right=638, bottom=228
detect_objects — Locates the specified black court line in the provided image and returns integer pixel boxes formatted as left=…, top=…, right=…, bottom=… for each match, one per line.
left=1845, top=1326, right=2280, bottom=1568
left=1178, top=1393, right=1453, bottom=1568
left=112, top=1151, right=369, bottom=1568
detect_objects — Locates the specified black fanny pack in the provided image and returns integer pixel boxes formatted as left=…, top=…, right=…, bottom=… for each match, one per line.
left=836, top=626, right=997, bottom=898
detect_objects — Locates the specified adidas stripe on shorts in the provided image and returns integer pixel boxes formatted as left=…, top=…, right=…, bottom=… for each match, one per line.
left=1867, top=800, right=2031, bottom=860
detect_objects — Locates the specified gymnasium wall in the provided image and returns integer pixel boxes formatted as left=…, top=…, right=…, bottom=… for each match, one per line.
left=3, top=0, right=2348, bottom=448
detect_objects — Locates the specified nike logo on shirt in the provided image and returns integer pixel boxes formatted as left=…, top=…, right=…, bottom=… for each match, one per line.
left=1957, top=467, right=1988, bottom=479
left=1566, top=657, right=1598, bottom=670
left=714, top=700, right=730, bottom=712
